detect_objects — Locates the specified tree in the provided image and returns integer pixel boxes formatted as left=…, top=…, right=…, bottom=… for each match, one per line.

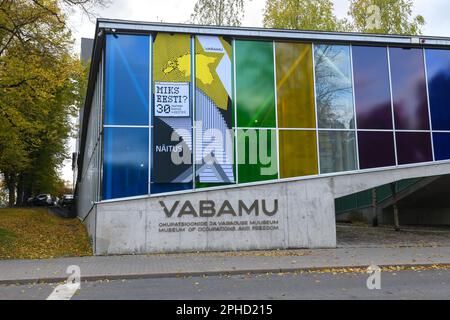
left=263, top=0, right=425, bottom=35
left=0, top=176, right=7, bottom=207
left=263, top=0, right=350, bottom=31
left=0, top=0, right=99, bottom=206
left=191, top=0, right=246, bottom=26
left=348, top=0, right=425, bottom=35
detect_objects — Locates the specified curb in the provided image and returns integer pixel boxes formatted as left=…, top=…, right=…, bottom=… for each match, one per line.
left=1, top=262, right=449, bottom=286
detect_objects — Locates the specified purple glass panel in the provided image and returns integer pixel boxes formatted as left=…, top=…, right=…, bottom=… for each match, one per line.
left=389, top=48, right=429, bottom=130
left=358, top=131, right=395, bottom=169
left=396, top=132, right=433, bottom=165
left=353, top=46, right=392, bottom=129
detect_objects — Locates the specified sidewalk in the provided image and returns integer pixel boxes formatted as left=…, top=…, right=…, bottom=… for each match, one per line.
left=1, top=246, right=450, bottom=285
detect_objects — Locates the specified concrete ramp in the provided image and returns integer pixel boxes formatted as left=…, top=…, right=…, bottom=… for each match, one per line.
left=90, top=163, right=450, bottom=255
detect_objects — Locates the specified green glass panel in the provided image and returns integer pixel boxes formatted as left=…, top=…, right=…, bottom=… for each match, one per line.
left=237, top=129, right=278, bottom=183
left=276, top=42, right=315, bottom=128
left=235, top=40, right=276, bottom=128
left=279, top=130, right=318, bottom=178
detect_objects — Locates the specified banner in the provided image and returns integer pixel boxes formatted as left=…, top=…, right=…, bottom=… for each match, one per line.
left=154, top=82, right=190, bottom=117
left=152, top=33, right=193, bottom=185
left=195, top=35, right=235, bottom=185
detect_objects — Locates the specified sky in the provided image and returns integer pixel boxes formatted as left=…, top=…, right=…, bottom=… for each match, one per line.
left=60, top=0, right=450, bottom=183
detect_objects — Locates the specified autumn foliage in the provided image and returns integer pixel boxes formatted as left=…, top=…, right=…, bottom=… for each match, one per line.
left=0, top=1, right=94, bottom=206
left=0, top=207, right=92, bottom=259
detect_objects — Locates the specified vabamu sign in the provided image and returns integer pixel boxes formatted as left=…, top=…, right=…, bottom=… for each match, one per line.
left=93, top=179, right=336, bottom=254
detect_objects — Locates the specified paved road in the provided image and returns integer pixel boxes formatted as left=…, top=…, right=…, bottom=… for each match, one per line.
left=0, top=269, right=449, bottom=300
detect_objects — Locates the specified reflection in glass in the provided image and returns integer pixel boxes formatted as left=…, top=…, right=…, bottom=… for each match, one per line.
left=396, top=132, right=432, bottom=165
left=433, top=133, right=450, bottom=161
left=425, top=49, right=450, bottom=130
left=314, top=45, right=354, bottom=129
left=236, top=40, right=276, bottom=128
left=352, top=46, right=393, bottom=129
left=358, top=131, right=395, bottom=169
left=276, top=42, right=315, bottom=128
left=103, top=127, right=149, bottom=200
left=279, top=130, right=318, bottom=178
left=389, top=47, right=429, bottom=130
left=105, top=34, right=149, bottom=126
left=319, top=131, right=357, bottom=173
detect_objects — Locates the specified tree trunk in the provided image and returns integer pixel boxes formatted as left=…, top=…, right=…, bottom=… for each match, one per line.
left=371, top=188, right=378, bottom=227
left=16, top=174, right=24, bottom=206
left=5, top=174, right=16, bottom=208
left=390, top=182, right=400, bottom=231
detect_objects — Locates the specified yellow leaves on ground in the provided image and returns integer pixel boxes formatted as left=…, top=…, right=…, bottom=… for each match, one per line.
left=0, top=208, right=92, bottom=260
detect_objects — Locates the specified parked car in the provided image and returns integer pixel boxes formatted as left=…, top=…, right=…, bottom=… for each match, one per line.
left=26, top=197, right=35, bottom=206
left=33, top=194, right=56, bottom=206
left=59, top=194, right=74, bottom=207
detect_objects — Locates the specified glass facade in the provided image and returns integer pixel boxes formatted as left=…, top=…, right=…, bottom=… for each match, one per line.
left=433, top=133, right=450, bottom=161
left=103, top=127, right=149, bottom=200
left=389, top=47, right=429, bottom=130
left=352, top=46, right=392, bottom=129
left=237, top=129, right=278, bottom=183
left=396, top=132, right=433, bottom=165
left=276, top=42, right=315, bottom=128
left=103, top=34, right=150, bottom=200
left=314, top=44, right=354, bottom=129
left=279, top=130, right=317, bottom=178
left=358, top=131, right=395, bottom=169
left=319, top=131, right=357, bottom=174
left=425, top=49, right=450, bottom=130
left=92, top=30, right=450, bottom=201
left=235, top=40, right=276, bottom=128
left=152, top=33, right=193, bottom=194
left=195, top=35, right=235, bottom=187
left=105, top=34, right=149, bottom=126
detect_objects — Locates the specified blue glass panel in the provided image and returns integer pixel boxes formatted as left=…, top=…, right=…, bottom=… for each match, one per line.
left=433, top=132, right=450, bottom=161
left=352, top=46, right=392, bottom=129
left=389, top=47, right=429, bottom=130
left=105, top=34, right=149, bottom=125
left=426, top=49, right=450, bottom=130
left=151, top=182, right=193, bottom=194
left=103, top=127, right=149, bottom=200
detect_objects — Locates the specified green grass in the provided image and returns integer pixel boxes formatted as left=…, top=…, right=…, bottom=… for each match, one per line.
left=0, top=227, right=17, bottom=246
left=0, top=208, right=92, bottom=260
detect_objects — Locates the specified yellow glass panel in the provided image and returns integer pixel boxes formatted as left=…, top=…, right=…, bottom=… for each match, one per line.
left=276, top=42, right=315, bottom=128
left=279, top=130, right=318, bottom=178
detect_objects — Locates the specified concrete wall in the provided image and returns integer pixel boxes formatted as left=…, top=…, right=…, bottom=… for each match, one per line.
left=88, top=162, right=450, bottom=255
left=94, top=179, right=336, bottom=254
left=83, top=206, right=97, bottom=251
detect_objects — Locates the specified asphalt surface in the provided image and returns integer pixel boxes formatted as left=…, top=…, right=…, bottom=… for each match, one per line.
left=0, top=269, right=449, bottom=300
